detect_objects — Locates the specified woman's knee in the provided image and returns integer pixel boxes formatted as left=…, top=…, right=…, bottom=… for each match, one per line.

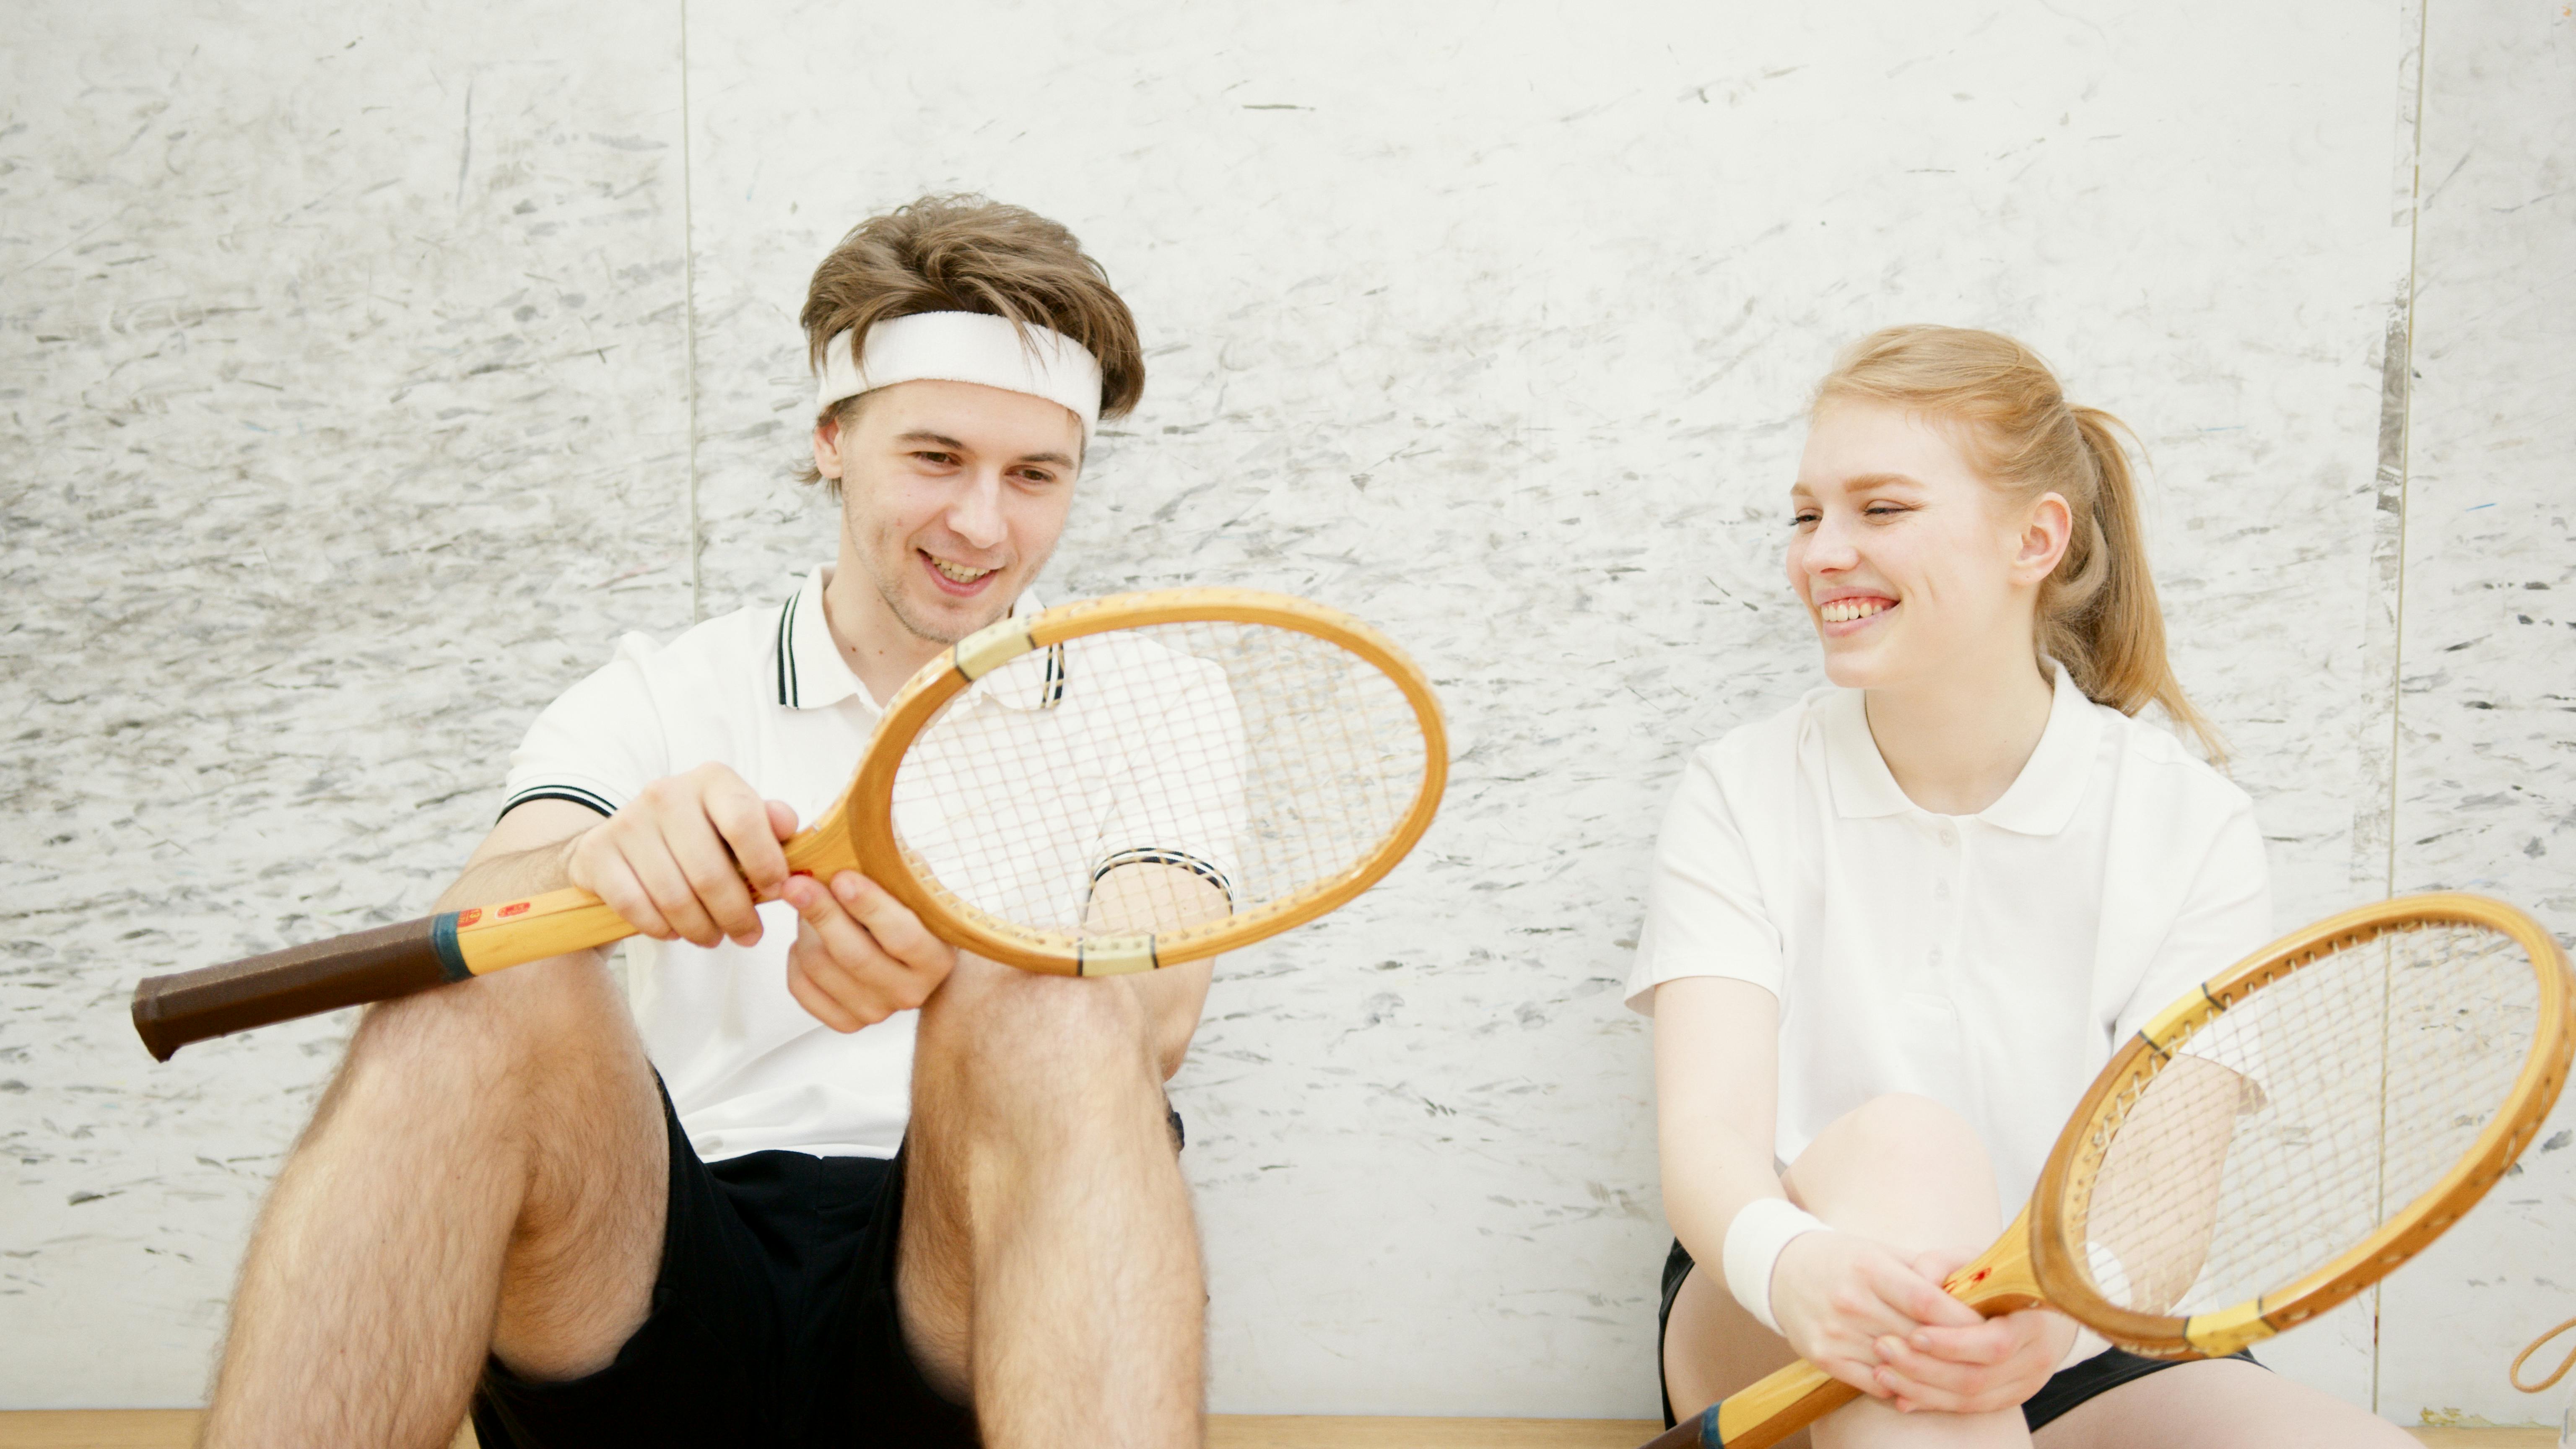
left=1790, top=1094, right=2000, bottom=1241
left=1823, top=1093, right=1985, bottom=1173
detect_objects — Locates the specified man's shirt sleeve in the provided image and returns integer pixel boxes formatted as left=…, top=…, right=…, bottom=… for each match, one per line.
left=499, top=633, right=672, bottom=822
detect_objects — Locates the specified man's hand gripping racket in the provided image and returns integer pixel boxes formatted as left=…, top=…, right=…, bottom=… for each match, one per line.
left=132, top=589, right=1448, bottom=1059
left=1652, top=893, right=2575, bottom=1449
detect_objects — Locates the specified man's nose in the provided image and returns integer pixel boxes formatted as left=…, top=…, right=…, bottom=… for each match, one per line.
left=946, top=470, right=1007, bottom=549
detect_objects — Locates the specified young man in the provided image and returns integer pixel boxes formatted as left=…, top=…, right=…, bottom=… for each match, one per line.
left=200, top=197, right=1211, bottom=1449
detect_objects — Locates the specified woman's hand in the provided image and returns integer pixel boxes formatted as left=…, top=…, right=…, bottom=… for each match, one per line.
left=1867, top=1249, right=2074, bottom=1415
left=1768, top=1232, right=1992, bottom=1402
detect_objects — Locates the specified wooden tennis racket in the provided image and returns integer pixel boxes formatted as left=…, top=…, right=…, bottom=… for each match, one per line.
left=1651, top=892, right=2574, bottom=1449
left=131, top=588, right=1448, bottom=1060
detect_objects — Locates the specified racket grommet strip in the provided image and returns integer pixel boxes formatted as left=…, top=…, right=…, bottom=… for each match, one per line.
left=951, top=617, right=1036, bottom=681
left=1076, top=935, right=1159, bottom=977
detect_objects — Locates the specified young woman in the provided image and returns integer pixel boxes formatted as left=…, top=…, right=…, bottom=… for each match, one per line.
left=1631, top=327, right=2415, bottom=1448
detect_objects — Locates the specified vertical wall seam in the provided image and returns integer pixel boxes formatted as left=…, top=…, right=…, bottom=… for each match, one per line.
left=2385, top=2, right=2428, bottom=907
left=680, top=0, right=702, bottom=623
left=2369, top=0, right=2432, bottom=1418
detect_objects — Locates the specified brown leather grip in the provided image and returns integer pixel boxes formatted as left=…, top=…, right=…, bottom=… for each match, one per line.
left=130, top=914, right=461, bottom=1061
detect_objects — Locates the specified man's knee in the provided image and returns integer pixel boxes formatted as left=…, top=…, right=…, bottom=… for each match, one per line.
left=331, top=955, right=632, bottom=1122
left=918, top=964, right=1159, bottom=1111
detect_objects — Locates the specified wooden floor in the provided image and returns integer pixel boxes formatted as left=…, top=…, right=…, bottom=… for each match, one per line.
left=0, top=1412, right=2554, bottom=1446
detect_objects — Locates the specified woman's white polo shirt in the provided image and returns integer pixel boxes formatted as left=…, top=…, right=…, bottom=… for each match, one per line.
left=1624, top=664, right=2274, bottom=1211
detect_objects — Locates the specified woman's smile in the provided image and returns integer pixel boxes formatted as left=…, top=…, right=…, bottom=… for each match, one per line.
left=1816, top=595, right=1897, bottom=633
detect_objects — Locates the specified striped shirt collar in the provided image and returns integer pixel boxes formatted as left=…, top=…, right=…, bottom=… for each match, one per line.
left=772, top=564, right=1054, bottom=712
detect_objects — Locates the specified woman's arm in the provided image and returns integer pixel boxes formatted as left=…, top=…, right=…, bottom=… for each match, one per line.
left=1653, top=974, right=1786, bottom=1280
left=1659, top=974, right=2064, bottom=1408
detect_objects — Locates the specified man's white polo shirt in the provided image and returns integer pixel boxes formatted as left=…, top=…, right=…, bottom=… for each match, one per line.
left=1624, top=662, right=2274, bottom=1213
left=501, top=565, right=1135, bottom=1163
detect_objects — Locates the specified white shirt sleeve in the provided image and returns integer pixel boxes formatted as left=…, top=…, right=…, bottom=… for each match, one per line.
left=1625, top=743, right=1787, bottom=1014
left=2111, top=794, right=2273, bottom=1042
left=499, top=633, right=673, bottom=821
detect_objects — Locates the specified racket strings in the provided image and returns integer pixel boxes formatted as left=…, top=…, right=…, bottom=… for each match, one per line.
left=889, top=620, right=1427, bottom=943
left=2070, top=922, right=2538, bottom=1319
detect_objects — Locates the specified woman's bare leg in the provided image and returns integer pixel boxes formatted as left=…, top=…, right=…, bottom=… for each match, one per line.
left=1665, top=1093, right=2030, bottom=1449
left=2032, top=1357, right=2417, bottom=1448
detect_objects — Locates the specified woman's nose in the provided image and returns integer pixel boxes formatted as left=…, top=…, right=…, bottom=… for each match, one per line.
left=1801, top=515, right=1860, bottom=572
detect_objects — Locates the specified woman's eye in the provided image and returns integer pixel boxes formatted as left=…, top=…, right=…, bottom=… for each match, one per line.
left=1864, top=504, right=1906, bottom=517
left=1791, top=511, right=1820, bottom=527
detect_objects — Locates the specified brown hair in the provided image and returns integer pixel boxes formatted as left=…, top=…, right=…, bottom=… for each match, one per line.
left=798, top=195, right=1144, bottom=487
left=1815, top=325, right=2225, bottom=763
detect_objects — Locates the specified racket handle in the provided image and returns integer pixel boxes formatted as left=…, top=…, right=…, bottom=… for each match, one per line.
left=1642, top=1359, right=1859, bottom=1449
left=131, top=888, right=641, bottom=1060
left=131, top=914, right=464, bottom=1061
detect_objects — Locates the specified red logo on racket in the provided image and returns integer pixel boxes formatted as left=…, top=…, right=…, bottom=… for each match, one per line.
left=499, top=902, right=531, bottom=918
left=457, top=909, right=483, bottom=927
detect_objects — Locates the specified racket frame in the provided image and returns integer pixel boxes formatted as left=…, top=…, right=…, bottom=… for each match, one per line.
left=2030, top=891, right=2575, bottom=1358
left=810, top=587, right=1449, bottom=977
left=1660, top=892, right=2572, bottom=1449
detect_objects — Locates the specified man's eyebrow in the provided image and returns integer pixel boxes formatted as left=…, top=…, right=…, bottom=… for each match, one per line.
left=893, top=430, right=1076, bottom=468
left=894, top=430, right=969, bottom=451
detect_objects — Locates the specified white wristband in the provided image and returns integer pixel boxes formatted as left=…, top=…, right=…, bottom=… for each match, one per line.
left=1722, top=1197, right=1829, bottom=1334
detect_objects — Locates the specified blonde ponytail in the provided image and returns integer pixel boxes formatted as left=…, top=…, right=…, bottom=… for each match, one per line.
left=1815, top=326, right=2226, bottom=763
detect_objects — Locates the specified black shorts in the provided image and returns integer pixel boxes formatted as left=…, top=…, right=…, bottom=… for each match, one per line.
left=471, top=1081, right=979, bottom=1449
left=1656, top=1239, right=2257, bottom=1433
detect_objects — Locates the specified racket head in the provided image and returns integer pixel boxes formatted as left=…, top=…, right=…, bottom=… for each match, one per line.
left=823, top=588, right=1447, bottom=976
left=2030, top=893, right=2573, bottom=1358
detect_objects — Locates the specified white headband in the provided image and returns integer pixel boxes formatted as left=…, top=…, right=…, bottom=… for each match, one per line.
left=815, top=311, right=1104, bottom=443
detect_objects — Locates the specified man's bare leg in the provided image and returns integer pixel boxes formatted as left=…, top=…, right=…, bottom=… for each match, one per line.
left=197, top=946, right=665, bottom=1449
left=897, top=956, right=1205, bottom=1448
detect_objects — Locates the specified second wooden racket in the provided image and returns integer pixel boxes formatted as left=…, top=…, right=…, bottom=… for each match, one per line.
left=1651, top=892, right=2573, bottom=1448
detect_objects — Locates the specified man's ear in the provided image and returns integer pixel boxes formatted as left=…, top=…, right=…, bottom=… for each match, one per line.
left=812, top=414, right=844, bottom=482
left=2014, top=492, right=2074, bottom=584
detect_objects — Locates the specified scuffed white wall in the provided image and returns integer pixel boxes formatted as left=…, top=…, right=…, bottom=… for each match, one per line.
left=3, top=0, right=2568, bottom=1424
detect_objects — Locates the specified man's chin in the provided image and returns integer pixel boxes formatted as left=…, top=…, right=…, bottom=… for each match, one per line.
left=887, top=584, right=1013, bottom=647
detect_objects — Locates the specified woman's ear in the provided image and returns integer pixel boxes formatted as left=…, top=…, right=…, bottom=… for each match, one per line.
left=2014, top=492, right=2074, bottom=584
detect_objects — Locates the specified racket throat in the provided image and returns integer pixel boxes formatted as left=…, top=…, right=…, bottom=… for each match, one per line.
left=1077, top=934, right=1159, bottom=976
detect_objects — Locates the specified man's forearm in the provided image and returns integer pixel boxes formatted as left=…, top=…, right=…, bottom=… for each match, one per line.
left=436, top=833, right=585, bottom=914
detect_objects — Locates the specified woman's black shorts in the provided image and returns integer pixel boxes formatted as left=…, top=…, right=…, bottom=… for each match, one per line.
left=470, top=1081, right=979, bottom=1449
left=1656, top=1239, right=2257, bottom=1433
